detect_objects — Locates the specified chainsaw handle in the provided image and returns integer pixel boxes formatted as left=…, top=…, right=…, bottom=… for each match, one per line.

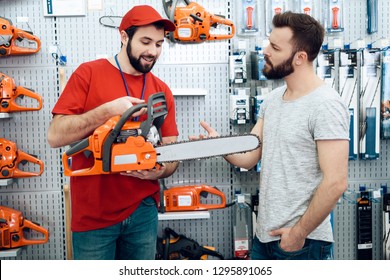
left=208, top=15, right=235, bottom=40
left=10, top=28, right=41, bottom=55
left=19, top=219, right=49, bottom=245
left=62, top=138, right=105, bottom=176
left=12, top=149, right=44, bottom=178
left=197, top=185, right=226, bottom=209
left=7, top=86, right=43, bottom=112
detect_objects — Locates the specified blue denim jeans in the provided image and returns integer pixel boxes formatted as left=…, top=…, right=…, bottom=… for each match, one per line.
left=72, top=196, right=158, bottom=260
left=251, top=236, right=334, bottom=260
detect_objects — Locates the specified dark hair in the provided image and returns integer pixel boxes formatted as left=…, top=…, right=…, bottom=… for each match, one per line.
left=272, top=11, right=324, bottom=62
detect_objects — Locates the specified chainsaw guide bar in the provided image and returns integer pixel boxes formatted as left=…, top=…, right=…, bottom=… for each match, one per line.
left=156, top=134, right=260, bottom=163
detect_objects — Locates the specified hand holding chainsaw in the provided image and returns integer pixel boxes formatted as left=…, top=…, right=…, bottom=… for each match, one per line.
left=48, top=96, right=146, bottom=148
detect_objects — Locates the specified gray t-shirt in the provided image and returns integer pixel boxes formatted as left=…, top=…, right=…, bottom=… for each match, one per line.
left=256, top=84, right=350, bottom=243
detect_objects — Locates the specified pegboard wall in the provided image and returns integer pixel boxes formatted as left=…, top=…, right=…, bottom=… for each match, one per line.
left=1, top=0, right=389, bottom=260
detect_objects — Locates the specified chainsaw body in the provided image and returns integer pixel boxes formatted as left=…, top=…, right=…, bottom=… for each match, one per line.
left=0, top=72, right=43, bottom=113
left=163, top=185, right=226, bottom=211
left=0, top=138, right=44, bottom=179
left=0, top=206, right=49, bottom=249
left=0, top=17, right=41, bottom=56
left=62, top=92, right=167, bottom=176
left=167, top=1, right=235, bottom=43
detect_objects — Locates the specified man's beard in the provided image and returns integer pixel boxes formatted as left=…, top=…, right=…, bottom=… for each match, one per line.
left=262, top=53, right=295, bottom=80
left=126, top=42, right=156, bottom=74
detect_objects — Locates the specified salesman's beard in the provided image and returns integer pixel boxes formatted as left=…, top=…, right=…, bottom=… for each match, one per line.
left=126, top=43, right=156, bottom=74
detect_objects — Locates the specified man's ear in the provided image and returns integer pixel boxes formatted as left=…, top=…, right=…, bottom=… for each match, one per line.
left=120, top=30, right=129, bottom=45
left=295, top=51, right=307, bottom=65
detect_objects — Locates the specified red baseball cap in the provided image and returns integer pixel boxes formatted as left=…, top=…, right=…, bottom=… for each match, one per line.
left=119, top=5, right=176, bottom=32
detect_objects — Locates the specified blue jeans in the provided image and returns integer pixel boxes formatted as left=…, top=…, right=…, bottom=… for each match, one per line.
left=72, top=196, right=158, bottom=260
left=251, top=236, right=333, bottom=260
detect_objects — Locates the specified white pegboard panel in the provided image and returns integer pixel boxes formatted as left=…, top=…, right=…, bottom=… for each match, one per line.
left=0, top=191, right=65, bottom=260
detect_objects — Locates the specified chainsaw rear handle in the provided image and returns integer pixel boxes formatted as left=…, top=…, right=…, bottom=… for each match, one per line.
left=0, top=17, right=41, bottom=56
left=62, top=138, right=105, bottom=176
left=196, top=185, right=226, bottom=209
left=3, top=86, right=43, bottom=112
left=208, top=15, right=235, bottom=41
left=11, top=149, right=44, bottom=178
left=15, top=219, right=49, bottom=246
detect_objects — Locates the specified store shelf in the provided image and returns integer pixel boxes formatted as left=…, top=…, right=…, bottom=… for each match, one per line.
left=0, top=248, right=23, bottom=258
left=0, top=113, right=11, bottom=119
left=158, top=211, right=210, bottom=220
left=0, top=179, right=13, bottom=186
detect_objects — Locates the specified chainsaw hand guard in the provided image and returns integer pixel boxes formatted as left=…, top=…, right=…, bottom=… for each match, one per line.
left=0, top=138, right=44, bottom=179
left=0, top=73, right=43, bottom=113
left=0, top=17, right=41, bottom=56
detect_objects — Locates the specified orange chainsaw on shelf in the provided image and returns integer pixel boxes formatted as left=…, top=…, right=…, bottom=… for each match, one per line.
left=62, top=92, right=260, bottom=176
left=0, top=138, right=44, bottom=179
left=0, top=17, right=41, bottom=56
left=163, top=0, right=235, bottom=43
left=0, top=206, right=49, bottom=250
left=163, top=185, right=227, bottom=212
left=0, top=72, right=43, bottom=113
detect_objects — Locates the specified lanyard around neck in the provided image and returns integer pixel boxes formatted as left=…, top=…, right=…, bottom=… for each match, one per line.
left=114, top=54, right=146, bottom=100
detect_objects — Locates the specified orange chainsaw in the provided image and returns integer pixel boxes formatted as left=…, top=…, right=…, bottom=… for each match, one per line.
left=62, top=92, right=260, bottom=176
left=0, top=206, right=49, bottom=250
left=162, top=185, right=227, bottom=212
left=0, top=138, right=44, bottom=179
left=0, top=72, right=43, bottom=113
left=0, top=17, right=41, bottom=56
left=163, top=0, right=235, bottom=43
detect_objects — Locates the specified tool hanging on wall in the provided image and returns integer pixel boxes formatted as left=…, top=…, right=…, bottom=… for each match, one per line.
left=62, top=92, right=260, bottom=177
left=0, top=17, right=41, bottom=56
left=99, top=15, right=122, bottom=29
left=0, top=72, right=43, bottom=113
left=162, top=185, right=228, bottom=212
left=163, top=0, right=235, bottom=43
left=0, top=206, right=49, bottom=250
left=156, top=227, right=224, bottom=260
left=0, top=138, right=44, bottom=179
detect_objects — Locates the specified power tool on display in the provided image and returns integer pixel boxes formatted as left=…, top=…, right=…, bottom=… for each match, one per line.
left=0, top=17, right=41, bottom=56
left=0, top=72, right=43, bottom=113
left=162, top=184, right=227, bottom=212
left=156, top=227, right=224, bottom=260
left=163, top=0, right=235, bottom=43
left=62, top=92, right=260, bottom=176
left=0, top=206, right=49, bottom=250
left=0, top=138, right=44, bottom=179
